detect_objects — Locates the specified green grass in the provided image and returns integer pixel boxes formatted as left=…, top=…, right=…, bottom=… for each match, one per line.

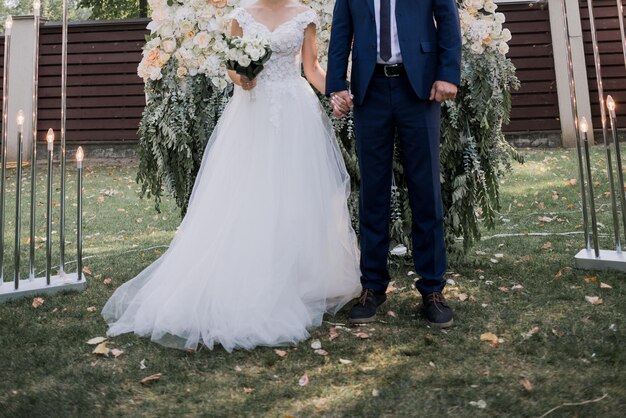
left=0, top=148, right=625, bottom=417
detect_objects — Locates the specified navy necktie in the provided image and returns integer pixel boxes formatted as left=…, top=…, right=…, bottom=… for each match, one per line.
left=380, top=0, right=392, bottom=62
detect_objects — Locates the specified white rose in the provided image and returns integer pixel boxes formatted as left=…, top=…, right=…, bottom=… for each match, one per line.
left=494, top=12, right=505, bottom=24
left=160, top=23, right=174, bottom=38
left=161, top=38, right=177, bottom=53
left=177, top=66, right=188, bottom=78
left=501, top=28, right=512, bottom=42
left=179, top=19, right=194, bottom=34
left=484, top=1, right=497, bottom=13
left=497, top=42, right=509, bottom=55
left=237, top=54, right=252, bottom=67
left=194, top=31, right=210, bottom=49
left=470, top=42, right=484, bottom=54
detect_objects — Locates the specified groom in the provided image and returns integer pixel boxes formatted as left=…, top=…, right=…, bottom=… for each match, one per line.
left=326, top=0, right=462, bottom=327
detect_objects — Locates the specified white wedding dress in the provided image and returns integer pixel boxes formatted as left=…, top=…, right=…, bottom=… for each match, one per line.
left=102, top=8, right=361, bottom=352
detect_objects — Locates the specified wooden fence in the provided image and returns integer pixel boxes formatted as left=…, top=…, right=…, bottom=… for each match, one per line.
left=0, top=6, right=623, bottom=146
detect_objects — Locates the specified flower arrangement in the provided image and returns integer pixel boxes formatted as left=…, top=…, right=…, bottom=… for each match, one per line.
left=137, top=0, right=520, bottom=255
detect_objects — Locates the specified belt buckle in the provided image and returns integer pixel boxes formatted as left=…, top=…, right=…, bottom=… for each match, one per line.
left=384, top=64, right=400, bottom=78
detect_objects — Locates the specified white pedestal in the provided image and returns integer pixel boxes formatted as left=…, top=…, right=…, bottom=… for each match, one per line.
left=0, top=273, right=87, bottom=304
left=574, top=249, right=626, bottom=273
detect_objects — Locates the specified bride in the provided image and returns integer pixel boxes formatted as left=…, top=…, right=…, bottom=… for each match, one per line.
left=102, top=0, right=361, bottom=352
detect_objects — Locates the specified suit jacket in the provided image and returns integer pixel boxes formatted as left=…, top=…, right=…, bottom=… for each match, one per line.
left=326, top=0, right=462, bottom=105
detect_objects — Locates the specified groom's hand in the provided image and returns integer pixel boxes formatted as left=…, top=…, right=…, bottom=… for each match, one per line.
left=429, top=81, right=458, bottom=102
left=330, top=90, right=353, bottom=118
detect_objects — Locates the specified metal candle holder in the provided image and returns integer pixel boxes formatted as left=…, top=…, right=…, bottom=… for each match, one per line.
left=607, top=95, right=626, bottom=241
left=29, top=0, right=41, bottom=281
left=580, top=118, right=600, bottom=258
left=76, top=147, right=84, bottom=281
left=14, top=110, right=25, bottom=289
left=0, top=5, right=87, bottom=303
left=559, top=0, right=589, bottom=249
left=46, top=129, right=53, bottom=285
left=0, top=17, right=12, bottom=286
left=59, top=0, right=68, bottom=275
left=574, top=0, right=626, bottom=272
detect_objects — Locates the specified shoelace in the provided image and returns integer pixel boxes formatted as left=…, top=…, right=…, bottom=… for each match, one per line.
left=358, top=289, right=374, bottom=306
left=426, top=292, right=447, bottom=312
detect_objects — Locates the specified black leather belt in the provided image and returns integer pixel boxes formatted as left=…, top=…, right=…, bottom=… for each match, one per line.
left=375, top=63, right=405, bottom=78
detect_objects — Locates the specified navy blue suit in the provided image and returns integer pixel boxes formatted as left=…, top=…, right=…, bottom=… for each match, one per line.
left=326, top=0, right=461, bottom=296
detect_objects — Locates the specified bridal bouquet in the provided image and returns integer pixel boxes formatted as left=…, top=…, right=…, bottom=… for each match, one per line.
left=224, top=35, right=272, bottom=101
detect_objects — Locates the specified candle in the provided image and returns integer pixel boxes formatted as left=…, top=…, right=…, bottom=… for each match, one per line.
left=580, top=117, right=600, bottom=258
left=45, top=129, right=54, bottom=285
left=14, top=110, right=25, bottom=289
left=75, top=146, right=84, bottom=281
left=606, top=96, right=626, bottom=243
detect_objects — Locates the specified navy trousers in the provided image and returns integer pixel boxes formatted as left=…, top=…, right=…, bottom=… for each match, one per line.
left=353, top=70, right=446, bottom=296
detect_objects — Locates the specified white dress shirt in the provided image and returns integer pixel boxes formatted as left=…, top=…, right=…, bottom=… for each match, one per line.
left=374, top=0, right=403, bottom=64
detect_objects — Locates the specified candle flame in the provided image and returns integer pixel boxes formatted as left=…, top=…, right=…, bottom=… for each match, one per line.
left=33, top=0, right=41, bottom=12
left=16, top=110, right=25, bottom=127
left=580, top=117, right=588, bottom=133
left=46, top=128, right=55, bottom=144
left=5, top=16, right=12, bottom=30
left=76, top=146, right=84, bottom=163
left=607, top=95, right=616, bottom=112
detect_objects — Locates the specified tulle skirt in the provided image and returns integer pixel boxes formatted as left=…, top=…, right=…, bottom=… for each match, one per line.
left=102, top=77, right=361, bottom=352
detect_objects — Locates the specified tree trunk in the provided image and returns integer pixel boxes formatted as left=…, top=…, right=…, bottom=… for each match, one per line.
left=139, top=0, right=148, bottom=18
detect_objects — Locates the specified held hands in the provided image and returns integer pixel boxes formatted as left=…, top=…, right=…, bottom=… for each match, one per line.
left=330, top=90, right=354, bottom=118
left=429, top=80, right=458, bottom=102
left=240, top=76, right=257, bottom=91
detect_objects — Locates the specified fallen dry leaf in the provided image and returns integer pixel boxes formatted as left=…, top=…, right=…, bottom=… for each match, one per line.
left=538, top=216, right=553, bottom=223
left=103, top=278, right=112, bottom=285
left=480, top=332, right=501, bottom=347
left=600, top=282, right=612, bottom=289
left=86, top=336, right=107, bottom=345
left=329, top=327, right=339, bottom=341
left=298, top=373, right=309, bottom=386
left=522, top=326, right=540, bottom=340
left=314, top=349, right=329, bottom=356
left=140, top=359, right=147, bottom=370
left=86, top=306, right=97, bottom=313
left=372, top=389, right=380, bottom=397
left=386, top=281, right=397, bottom=294
left=82, top=266, right=92, bottom=275
left=140, top=373, right=162, bottom=384
left=31, top=297, right=44, bottom=308
left=584, top=276, right=598, bottom=283
left=353, top=332, right=370, bottom=339
left=542, top=242, right=553, bottom=250
left=387, top=310, right=397, bottom=318
left=310, top=339, right=322, bottom=350
left=274, top=349, right=288, bottom=358
left=243, top=387, right=255, bottom=393
left=339, top=359, right=353, bottom=365
left=458, top=293, right=469, bottom=302
left=585, top=295, right=603, bottom=305
left=511, top=284, right=524, bottom=290
left=111, top=348, right=124, bottom=358
left=92, top=342, right=110, bottom=356
left=520, top=378, right=534, bottom=392
left=469, top=400, right=487, bottom=409
left=498, top=287, right=510, bottom=293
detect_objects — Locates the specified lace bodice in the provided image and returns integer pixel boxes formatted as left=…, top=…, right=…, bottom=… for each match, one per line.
left=229, top=8, right=319, bottom=83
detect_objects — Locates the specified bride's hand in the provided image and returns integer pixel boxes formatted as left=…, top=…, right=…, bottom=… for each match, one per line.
left=240, top=76, right=257, bottom=91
